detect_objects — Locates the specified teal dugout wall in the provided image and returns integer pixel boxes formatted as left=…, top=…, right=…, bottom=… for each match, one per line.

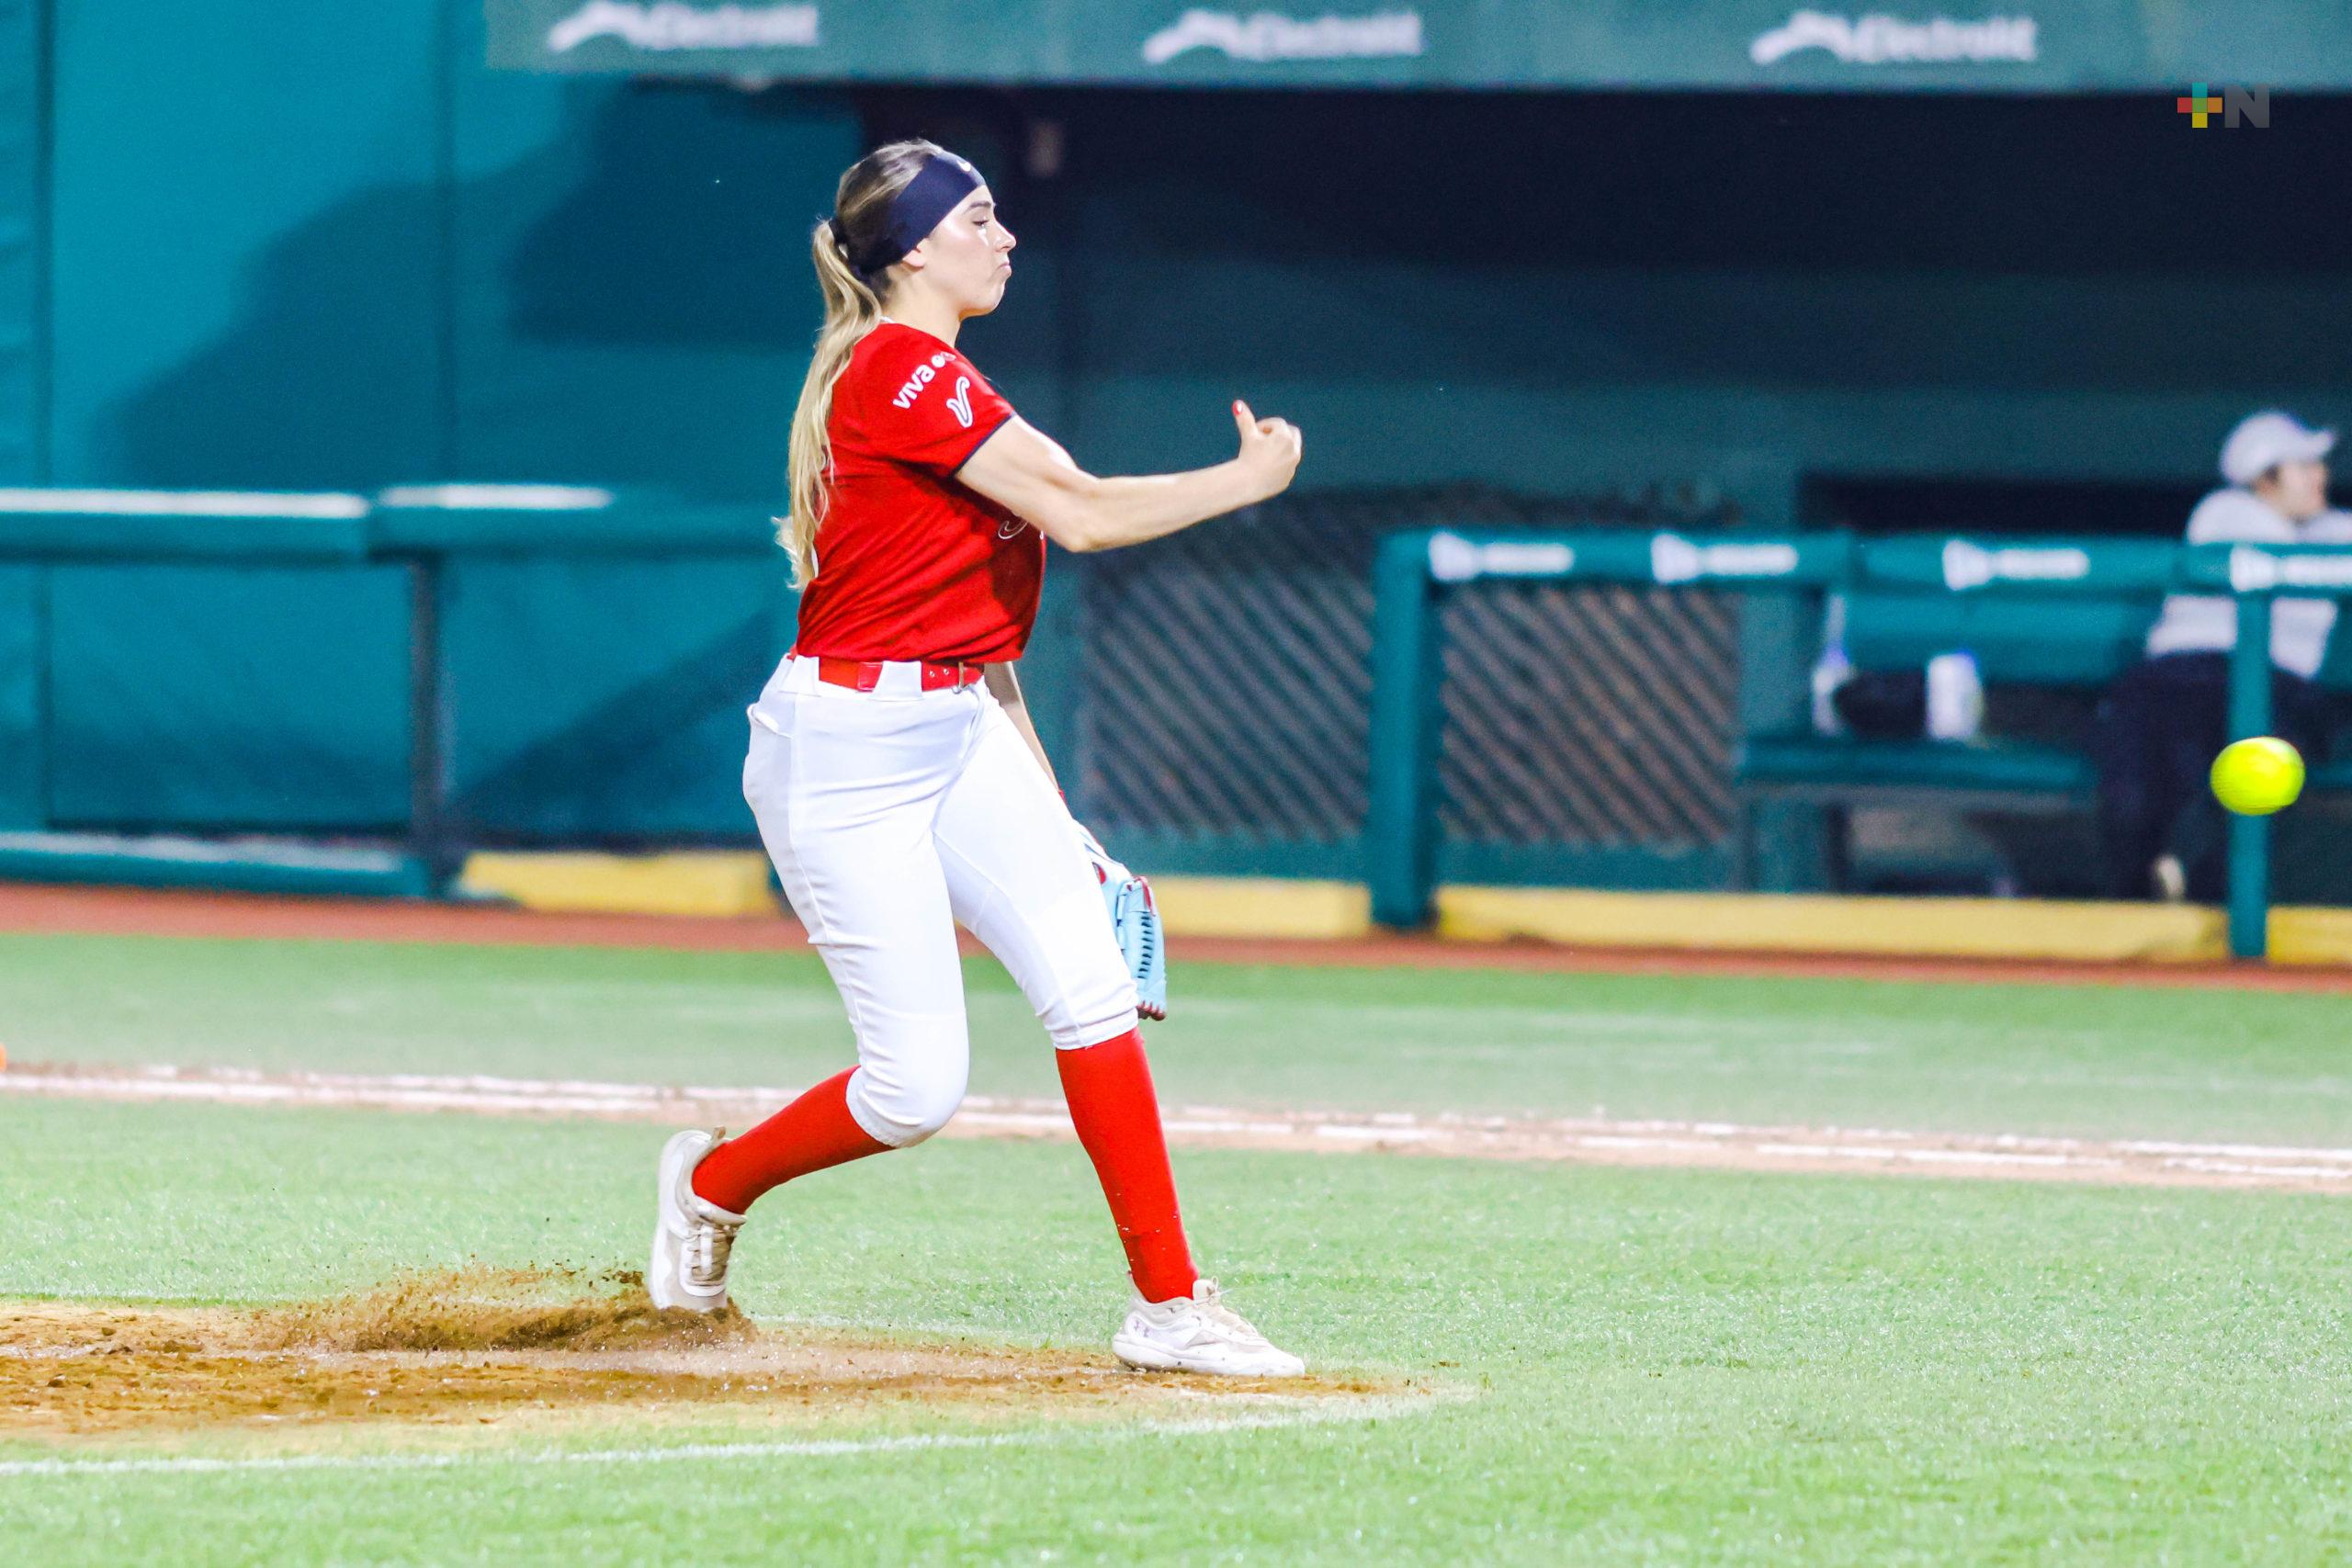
left=46, top=0, right=445, bottom=489
left=444, top=10, right=859, bottom=492
left=17, top=0, right=2352, bottom=899
left=27, top=0, right=854, bottom=848
left=0, top=1, right=39, bottom=827
left=0, top=0, right=37, bottom=484
left=0, top=499, right=796, bottom=848
left=14, top=504, right=2352, bottom=959
left=22, top=5, right=2352, bottom=504
left=0, top=565, right=37, bottom=828
left=47, top=564, right=413, bottom=829
left=439, top=551, right=785, bottom=840
left=41, top=0, right=857, bottom=494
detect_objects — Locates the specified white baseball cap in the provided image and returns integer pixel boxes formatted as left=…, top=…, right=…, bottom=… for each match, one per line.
left=2221, top=410, right=2336, bottom=486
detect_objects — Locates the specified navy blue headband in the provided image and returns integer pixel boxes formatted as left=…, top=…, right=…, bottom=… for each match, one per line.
left=838, top=152, right=984, bottom=275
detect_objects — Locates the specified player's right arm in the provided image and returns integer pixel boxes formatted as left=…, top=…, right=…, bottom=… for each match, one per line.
left=956, top=400, right=1302, bottom=553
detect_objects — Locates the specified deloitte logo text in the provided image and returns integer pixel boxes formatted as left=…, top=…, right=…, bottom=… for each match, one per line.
left=1142, top=8, right=1424, bottom=64
left=547, top=1, right=820, bottom=53
left=1426, top=533, right=1573, bottom=584
left=1749, top=10, right=2036, bottom=66
left=1940, top=540, right=2089, bottom=592
left=1650, top=534, right=1800, bottom=585
left=2229, top=547, right=2352, bottom=593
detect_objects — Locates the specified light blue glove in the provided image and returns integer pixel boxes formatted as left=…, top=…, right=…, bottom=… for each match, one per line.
left=1076, top=821, right=1168, bottom=1021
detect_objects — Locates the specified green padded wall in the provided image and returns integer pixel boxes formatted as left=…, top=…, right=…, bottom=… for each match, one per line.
left=46, top=0, right=443, bottom=488
left=36, top=16, right=2352, bottom=504
left=446, top=6, right=859, bottom=499
left=40, top=0, right=859, bottom=500
left=0, top=566, right=39, bottom=828
left=47, top=565, right=412, bottom=829
left=441, top=555, right=786, bottom=840
left=0, top=0, right=37, bottom=483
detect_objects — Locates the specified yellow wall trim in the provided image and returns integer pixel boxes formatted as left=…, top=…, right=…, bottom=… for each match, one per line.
left=450, top=854, right=2352, bottom=967
left=1436, top=886, right=2232, bottom=964
left=2270, top=906, right=2352, bottom=968
left=1142, top=876, right=1373, bottom=941
left=458, top=852, right=780, bottom=919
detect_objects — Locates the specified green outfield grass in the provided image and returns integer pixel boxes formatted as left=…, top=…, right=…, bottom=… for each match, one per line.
left=6, top=929, right=2352, bottom=1563
left=6, top=931, right=2352, bottom=1141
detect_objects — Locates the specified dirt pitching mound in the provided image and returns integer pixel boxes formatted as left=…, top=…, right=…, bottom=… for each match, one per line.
left=1, top=1268, right=1395, bottom=1445
left=245, top=1265, right=755, bottom=1355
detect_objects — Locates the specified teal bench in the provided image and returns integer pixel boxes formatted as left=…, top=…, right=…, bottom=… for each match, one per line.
left=1732, top=537, right=2352, bottom=892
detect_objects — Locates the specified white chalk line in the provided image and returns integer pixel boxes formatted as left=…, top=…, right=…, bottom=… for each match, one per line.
left=0, top=1399, right=1408, bottom=1482
left=6, top=1063, right=2352, bottom=1189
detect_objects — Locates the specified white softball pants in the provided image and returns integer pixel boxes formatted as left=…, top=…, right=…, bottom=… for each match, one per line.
left=742, top=655, right=1140, bottom=1148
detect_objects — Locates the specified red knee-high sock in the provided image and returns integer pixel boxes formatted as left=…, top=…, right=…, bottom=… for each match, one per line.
left=691, top=1067, right=890, bottom=1215
left=1057, top=1028, right=1199, bottom=1304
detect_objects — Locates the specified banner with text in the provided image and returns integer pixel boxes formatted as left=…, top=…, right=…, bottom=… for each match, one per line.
left=486, top=0, right=2352, bottom=91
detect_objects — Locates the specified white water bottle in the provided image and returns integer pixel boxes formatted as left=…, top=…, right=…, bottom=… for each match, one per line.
left=1925, top=650, right=1984, bottom=741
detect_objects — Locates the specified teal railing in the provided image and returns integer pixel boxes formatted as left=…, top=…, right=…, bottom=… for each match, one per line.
left=9, top=492, right=2352, bottom=958
left=1369, top=526, right=2352, bottom=960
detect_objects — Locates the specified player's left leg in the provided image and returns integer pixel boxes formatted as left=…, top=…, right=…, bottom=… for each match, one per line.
left=650, top=677, right=976, bottom=1313
left=932, top=698, right=1304, bottom=1375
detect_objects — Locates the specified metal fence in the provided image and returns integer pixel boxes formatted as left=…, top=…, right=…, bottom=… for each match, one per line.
left=1071, top=482, right=1747, bottom=858
left=1438, top=582, right=1739, bottom=849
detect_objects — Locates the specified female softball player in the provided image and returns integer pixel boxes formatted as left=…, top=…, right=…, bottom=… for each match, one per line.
left=648, top=140, right=1306, bottom=1376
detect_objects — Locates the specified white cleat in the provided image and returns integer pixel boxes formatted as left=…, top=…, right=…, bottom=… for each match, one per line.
left=648, top=1127, right=746, bottom=1314
left=1112, top=1278, right=1306, bottom=1377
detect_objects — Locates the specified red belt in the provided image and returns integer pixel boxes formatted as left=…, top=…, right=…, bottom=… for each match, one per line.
left=808, top=655, right=985, bottom=693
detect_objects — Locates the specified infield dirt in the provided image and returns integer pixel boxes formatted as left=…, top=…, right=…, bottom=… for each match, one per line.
left=1, top=1267, right=1394, bottom=1445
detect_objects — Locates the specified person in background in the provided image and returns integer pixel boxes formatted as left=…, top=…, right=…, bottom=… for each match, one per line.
left=2096, top=411, right=2352, bottom=901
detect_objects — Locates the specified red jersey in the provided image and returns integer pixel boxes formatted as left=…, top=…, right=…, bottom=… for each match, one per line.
left=791, top=321, right=1037, bottom=663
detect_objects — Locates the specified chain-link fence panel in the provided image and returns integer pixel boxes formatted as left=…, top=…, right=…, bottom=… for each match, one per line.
left=1071, top=482, right=1747, bottom=850
left=1075, top=507, right=1376, bottom=840
left=1438, top=583, right=1739, bottom=848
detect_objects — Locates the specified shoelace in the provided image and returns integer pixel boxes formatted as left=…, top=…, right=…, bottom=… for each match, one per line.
left=1183, top=1283, right=1270, bottom=1348
left=684, top=1215, right=740, bottom=1290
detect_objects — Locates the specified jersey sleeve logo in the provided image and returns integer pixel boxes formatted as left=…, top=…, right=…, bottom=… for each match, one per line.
left=889, top=352, right=958, bottom=411
left=945, top=377, right=974, bottom=429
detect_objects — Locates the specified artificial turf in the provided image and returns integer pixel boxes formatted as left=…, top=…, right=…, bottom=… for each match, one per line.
left=5, top=1094, right=2352, bottom=1564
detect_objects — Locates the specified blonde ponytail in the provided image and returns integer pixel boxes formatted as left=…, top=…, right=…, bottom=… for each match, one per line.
left=779, top=140, right=949, bottom=589
left=780, top=226, right=884, bottom=586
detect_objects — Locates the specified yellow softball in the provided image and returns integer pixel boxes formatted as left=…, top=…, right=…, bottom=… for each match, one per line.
left=2211, top=737, right=2305, bottom=817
